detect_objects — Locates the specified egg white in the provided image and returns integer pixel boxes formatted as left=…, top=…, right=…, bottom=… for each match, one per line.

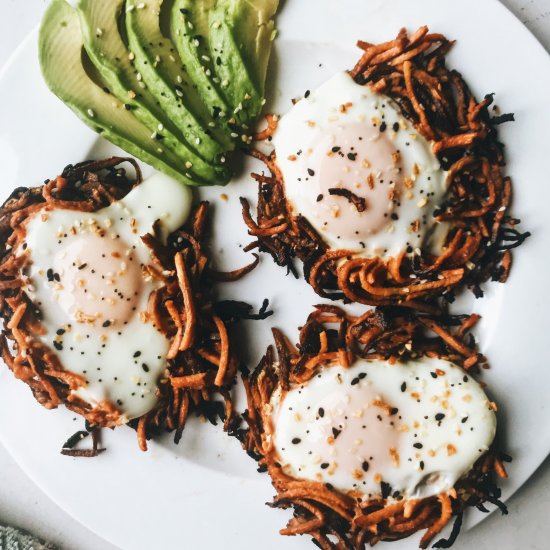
left=19, top=173, right=192, bottom=422
left=271, top=356, right=496, bottom=500
left=272, top=72, right=449, bottom=259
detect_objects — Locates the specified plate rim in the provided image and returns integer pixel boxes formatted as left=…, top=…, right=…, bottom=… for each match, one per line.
left=1, top=0, right=550, bottom=548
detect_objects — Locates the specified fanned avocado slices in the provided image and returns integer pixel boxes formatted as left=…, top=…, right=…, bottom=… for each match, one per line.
left=125, top=0, right=234, bottom=158
left=39, top=0, right=280, bottom=186
left=39, top=0, right=199, bottom=186
left=171, top=0, right=278, bottom=138
left=170, top=0, right=236, bottom=133
left=76, top=0, right=230, bottom=185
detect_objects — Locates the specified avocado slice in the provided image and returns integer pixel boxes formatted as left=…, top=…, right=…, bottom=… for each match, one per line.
left=125, top=0, right=234, bottom=158
left=39, top=0, right=199, bottom=186
left=171, top=0, right=278, bottom=134
left=221, top=0, right=279, bottom=97
left=169, top=0, right=238, bottom=133
left=76, top=0, right=230, bottom=185
left=208, top=1, right=264, bottom=127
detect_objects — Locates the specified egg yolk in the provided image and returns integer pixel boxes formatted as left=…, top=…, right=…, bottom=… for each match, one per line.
left=52, top=232, right=142, bottom=327
left=301, top=389, right=400, bottom=478
left=274, top=383, right=402, bottom=489
left=286, top=122, right=403, bottom=242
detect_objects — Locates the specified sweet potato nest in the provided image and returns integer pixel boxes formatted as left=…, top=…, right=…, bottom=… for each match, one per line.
left=241, top=26, right=530, bottom=308
left=0, top=157, right=267, bottom=454
left=238, top=305, right=509, bottom=549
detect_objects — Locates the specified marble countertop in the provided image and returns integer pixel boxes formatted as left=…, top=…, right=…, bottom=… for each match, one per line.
left=0, top=1, right=548, bottom=549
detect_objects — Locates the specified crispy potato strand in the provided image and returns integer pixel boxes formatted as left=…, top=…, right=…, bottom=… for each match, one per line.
left=0, top=157, right=257, bottom=451
left=242, top=27, right=529, bottom=307
left=239, top=304, right=507, bottom=548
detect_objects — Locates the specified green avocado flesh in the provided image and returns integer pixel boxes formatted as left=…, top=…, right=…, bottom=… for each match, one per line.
left=39, top=0, right=198, bottom=186
left=171, top=0, right=278, bottom=134
left=208, top=2, right=263, bottom=127
left=222, top=0, right=279, bottom=97
left=125, top=0, right=233, bottom=154
left=76, top=0, right=229, bottom=185
left=39, top=0, right=279, bottom=186
left=170, top=0, right=235, bottom=129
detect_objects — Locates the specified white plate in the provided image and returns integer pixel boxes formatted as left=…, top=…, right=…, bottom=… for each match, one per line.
left=0, top=0, right=549, bottom=549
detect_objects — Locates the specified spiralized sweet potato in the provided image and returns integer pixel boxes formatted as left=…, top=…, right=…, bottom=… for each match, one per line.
left=238, top=305, right=509, bottom=548
left=0, top=157, right=266, bottom=453
left=242, top=27, right=530, bottom=306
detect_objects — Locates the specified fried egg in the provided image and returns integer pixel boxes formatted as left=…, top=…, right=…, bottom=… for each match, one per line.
left=18, top=173, right=192, bottom=422
left=271, top=357, right=496, bottom=499
left=272, top=72, right=448, bottom=258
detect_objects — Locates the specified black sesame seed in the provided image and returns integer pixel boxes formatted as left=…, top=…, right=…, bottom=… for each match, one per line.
left=347, top=152, right=357, bottom=161
left=362, top=461, right=369, bottom=472
left=307, top=168, right=315, bottom=176
left=133, top=351, right=141, bottom=358
left=320, top=463, right=329, bottom=470
left=435, top=413, right=445, bottom=421
left=413, top=442, right=423, bottom=449
left=400, top=382, right=407, bottom=392
left=379, top=121, right=387, bottom=132
left=291, top=437, right=301, bottom=445
left=316, top=194, right=324, bottom=202
left=318, top=407, right=325, bottom=418
left=380, top=481, right=391, bottom=499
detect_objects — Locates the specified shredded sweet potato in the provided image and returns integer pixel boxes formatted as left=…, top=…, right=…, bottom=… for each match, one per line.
left=241, top=27, right=530, bottom=307
left=237, top=305, right=508, bottom=548
left=0, top=157, right=265, bottom=452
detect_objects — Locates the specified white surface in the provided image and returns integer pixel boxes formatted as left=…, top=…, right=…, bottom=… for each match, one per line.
left=0, top=1, right=549, bottom=549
